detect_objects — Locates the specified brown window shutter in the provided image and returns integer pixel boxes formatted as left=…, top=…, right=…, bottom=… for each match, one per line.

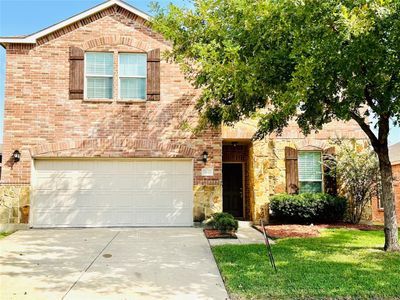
left=69, top=46, right=84, bottom=100
left=323, top=147, right=337, bottom=195
left=285, top=147, right=299, bottom=194
left=147, top=48, right=160, bottom=101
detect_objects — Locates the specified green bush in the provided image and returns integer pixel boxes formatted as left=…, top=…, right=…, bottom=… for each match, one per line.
left=209, top=212, right=239, bottom=232
left=270, top=193, right=347, bottom=224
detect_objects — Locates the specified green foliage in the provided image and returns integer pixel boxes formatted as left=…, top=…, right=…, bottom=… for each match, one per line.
left=152, top=0, right=400, bottom=248
left=0, top=232, right=11, bottom=239
left=209, top=212, right=239, bottom=232
left=326, top=140, right=380, bottom=224
left=212, top=229, right=400, bottom=299
left=152, top=0, right=400, bottom=139
left=270, top=193, right=347, bottom=223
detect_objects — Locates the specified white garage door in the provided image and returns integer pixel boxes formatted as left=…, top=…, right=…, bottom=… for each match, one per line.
left=31, top=159, right=193, bottom=227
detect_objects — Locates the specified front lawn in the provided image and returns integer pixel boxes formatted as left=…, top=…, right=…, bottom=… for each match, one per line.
left=212, top=229, right=400, bottom=299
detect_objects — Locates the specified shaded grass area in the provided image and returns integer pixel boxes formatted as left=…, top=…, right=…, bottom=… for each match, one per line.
left=212, top=229, right=400, bottom=299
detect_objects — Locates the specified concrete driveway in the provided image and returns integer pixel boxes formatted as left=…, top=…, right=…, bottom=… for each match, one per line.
left=0, top=228, right=228, bottom=300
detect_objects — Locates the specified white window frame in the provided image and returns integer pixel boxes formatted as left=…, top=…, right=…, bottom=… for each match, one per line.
left=378, top=194, right=384, bottom=210
left=298, top=151, right=324, bottom=193
left=118, top=53, right=147, bottom=101
left=84, top=52, right=114, bottom=100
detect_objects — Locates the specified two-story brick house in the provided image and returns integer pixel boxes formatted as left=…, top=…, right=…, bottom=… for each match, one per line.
left=0, top=0, right=367, bottom=228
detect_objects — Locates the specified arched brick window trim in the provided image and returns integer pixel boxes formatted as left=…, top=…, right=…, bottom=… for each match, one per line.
left=30, top=139, right=196, bottom=158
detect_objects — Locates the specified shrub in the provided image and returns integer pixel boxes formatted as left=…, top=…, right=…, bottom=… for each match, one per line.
left=208, top=212, right=239, bottom=232
left=325, top=139, right=380, bottom=224
left=270, top=193, right=347, bottom=224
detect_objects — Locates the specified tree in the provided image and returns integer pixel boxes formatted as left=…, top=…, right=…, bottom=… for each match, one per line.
left=326, top=140, right=380, bottom=224
left=152, top=0, right=400, bottom=251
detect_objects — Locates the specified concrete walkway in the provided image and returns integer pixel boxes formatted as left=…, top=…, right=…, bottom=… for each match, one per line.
left=0, top=228, right=228, bottom=300
left=208, top=226, right=273, bottom=246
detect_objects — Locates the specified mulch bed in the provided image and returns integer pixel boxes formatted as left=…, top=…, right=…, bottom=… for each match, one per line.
left=254, top=223, right=384, bottom=239
left=204, top=229, right=237, bottom=239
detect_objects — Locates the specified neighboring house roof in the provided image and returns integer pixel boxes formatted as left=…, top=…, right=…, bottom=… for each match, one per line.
left=0, top=0, right=150, bottom=47
left=389, top=142, right=400, bottom=165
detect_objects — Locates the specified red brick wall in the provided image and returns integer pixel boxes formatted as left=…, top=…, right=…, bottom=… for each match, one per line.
left=372, top=164, right=400, bottom=224
left=1, top=9, right=222, bottom=186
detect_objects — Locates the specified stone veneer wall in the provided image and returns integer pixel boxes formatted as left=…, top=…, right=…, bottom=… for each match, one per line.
left=223, top=116, right=368, bottom=223
left=249, top=140, right=287, bottom=222
left=248, top=138, right=373, bottom=223
left=193, top=185, right=222, bottom=222
left=0, top=185, right=30, bottom=225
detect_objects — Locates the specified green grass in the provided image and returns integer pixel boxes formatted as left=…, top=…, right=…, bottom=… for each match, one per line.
left=0, top=232, right=11, bottom=239
left=212, top=229, right=400, bottom=299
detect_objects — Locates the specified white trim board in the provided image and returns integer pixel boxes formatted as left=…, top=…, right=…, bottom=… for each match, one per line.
left=0, top=0, right=151, bottom=46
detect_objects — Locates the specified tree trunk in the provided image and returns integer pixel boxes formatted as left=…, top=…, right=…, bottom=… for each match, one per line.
left=351, top=111, right=399, bottom=250
left=376, top=145, right=400, bottom=251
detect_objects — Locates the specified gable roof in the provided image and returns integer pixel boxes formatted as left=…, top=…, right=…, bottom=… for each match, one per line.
left=389, top=142, right=400, bottom=165
left=0, top=0, right=151, bottom=46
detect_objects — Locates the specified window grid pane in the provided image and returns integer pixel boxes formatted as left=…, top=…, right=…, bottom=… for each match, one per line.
left=87, top=77, right=113, bottom=99
left=119, top=53, right=147, bottom=77
left=298, top=151, right=322, bottom=193
left=298, top=152, right=322, bottom=181
left=86, top=52, right=113, bottom=76
left=120, top=78, right=146, bottom=99
left=300, top=182, right=322, bottom=193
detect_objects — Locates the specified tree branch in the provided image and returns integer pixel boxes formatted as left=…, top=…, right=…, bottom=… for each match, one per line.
left=387, top=72, right=398, bottom=93
left=350, top=111, right=379, bottom=149
left=378, top=114, right=390, bottom=145
left=364, top=84, right=378, bottom=111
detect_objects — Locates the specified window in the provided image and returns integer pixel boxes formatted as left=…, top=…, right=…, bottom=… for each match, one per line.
left=85, top=52, right=113, bottom=99
left=119, top=53, right=147, bottom=100
left=298, top=151, right=323, bottom=193
left=378, top=196, right=384, bottom=210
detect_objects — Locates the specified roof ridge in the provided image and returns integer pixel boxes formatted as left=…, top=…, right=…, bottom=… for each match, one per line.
left=0, top=0, right=151, bottom=47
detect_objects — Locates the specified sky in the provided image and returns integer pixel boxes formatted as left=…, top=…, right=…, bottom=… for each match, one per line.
left=0, top=0, right=399, bottom=145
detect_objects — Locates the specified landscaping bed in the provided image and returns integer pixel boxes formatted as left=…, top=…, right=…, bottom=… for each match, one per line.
left=212, top=228, right=400, bottom=299
left=203, top=229, right=237, bottom=239
left=255, top=223, right=384, bottom=239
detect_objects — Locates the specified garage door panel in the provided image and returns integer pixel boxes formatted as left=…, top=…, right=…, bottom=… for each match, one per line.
left=35, top=191, right=155, bottom=209
left=135, top=210, right=191, bottom=226
left=33, top=210, right=135, bottom=227
left=154, top=192, right=192, bottom=208
left=56, top=177, right=94, bottom=191
left=32, top=191, right=76, bottom=208
left=133, top=161, right=158, bottom=174
left=32, top=159, right=193, bottom=227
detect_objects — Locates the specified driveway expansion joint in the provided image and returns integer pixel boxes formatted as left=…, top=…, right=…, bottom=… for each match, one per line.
left=62, top=231, right=120, bottom=299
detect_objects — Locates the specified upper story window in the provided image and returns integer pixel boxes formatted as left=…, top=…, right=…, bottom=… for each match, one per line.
left=298, top=151, right=323, bottom=193
left=69, top=47, right=159, bottom=101
left=119, top=53, right=147, bottom=100
left=85, top=52, right=113, bottom=99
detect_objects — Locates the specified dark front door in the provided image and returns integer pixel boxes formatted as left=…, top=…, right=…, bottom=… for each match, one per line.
left=223, top=163, right=244, bottom=218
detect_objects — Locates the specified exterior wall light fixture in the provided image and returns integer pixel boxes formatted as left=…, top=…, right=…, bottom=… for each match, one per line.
left=12, top=150, right=21, bottom=162
left=202, top=151, right=208, bottom=163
